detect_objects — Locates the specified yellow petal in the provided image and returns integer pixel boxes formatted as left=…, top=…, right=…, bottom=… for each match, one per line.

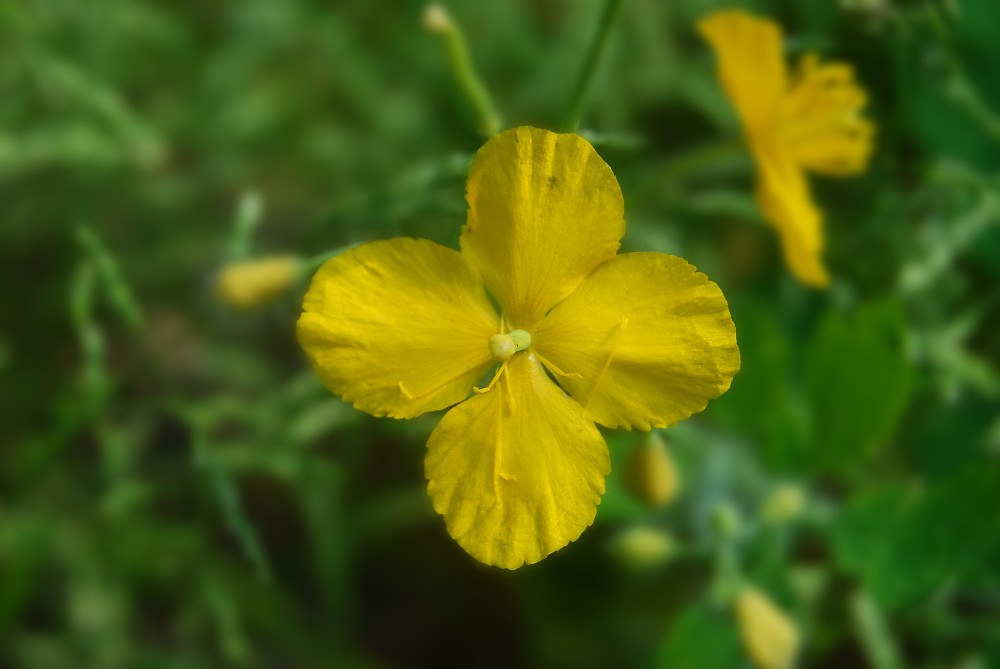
left=699, top=10, right=787, bottom=134
left=425, top=352, right=609, bottom=569
left=297, top=238, right=498, bottom=419
left=533, top=253, right=740, bottom=431
left=461, top=126, right=624, bottom=328
left=755, top=147, right=830, bottom=288
left=779, top=55, right=875, bottom=176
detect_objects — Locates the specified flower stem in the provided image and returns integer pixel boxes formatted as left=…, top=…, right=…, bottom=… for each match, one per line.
left=75, top=224, right=144, bottom=331
left=627, top=138, right=745, bottom=205
left=849, top=590, right=902, bottom=669
left=227, top=190, right=263, bottom=262
left=425, top=5, right=501, bottom=137
left=302, top=244, right=359, bottom=275
left=559, top=0, right=626, bottom=133
left=923, top=1, right=1000, bottom=145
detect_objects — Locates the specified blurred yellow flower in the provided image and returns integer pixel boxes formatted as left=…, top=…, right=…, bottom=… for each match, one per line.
left=735, top=587, right=801, bottom=669
left=699, top=10, right=874, bottom=288
left=216, top=256, right=301, bottom=309
left=297, top=126, right=740, bottom=569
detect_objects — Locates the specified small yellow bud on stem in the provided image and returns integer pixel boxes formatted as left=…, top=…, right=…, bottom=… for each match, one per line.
left=611, top=526, right=677, bottom=569
left=423, top=3, right=501, bottom=136
left=760, top=484, right=806, bottom=527
left=624, top=432, right=681, bottom=507
left=422, top=4, right=451, bottom=33
left=216, top=256, right=301, bottom=310
left=734, top=587, right=800, bottom=669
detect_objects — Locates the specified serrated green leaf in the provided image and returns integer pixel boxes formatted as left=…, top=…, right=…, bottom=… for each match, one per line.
left=803, top=303, right=915, bottom=471
left=833, top=466, right=1000, bottom=607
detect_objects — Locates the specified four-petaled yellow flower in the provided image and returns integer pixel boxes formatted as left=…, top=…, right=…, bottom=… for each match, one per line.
left=699, top=10, right=874, bottom=288
left=297, top=126, right=740, bottom=569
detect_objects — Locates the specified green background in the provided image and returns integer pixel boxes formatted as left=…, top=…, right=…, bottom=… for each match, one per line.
left=2, top=0, right=999, bottom=667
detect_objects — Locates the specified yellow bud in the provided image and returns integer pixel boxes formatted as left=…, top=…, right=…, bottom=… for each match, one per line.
left=624, top=433, right=680, bottom=507
left=216, top=256, right=300, bottom=310
left=760, top=485, right=806, bottom=526
left=734, top=587, right=800, bottom=669
left=611, top=526, right=676, bottom=569
left=422, top=4, right=451, bottom=33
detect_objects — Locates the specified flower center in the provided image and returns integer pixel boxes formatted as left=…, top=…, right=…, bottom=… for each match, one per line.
left=489, top=329, right=531, bottom=360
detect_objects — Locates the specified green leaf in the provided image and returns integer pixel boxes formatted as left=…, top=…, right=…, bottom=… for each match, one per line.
left=833, top=466, right=1000, bottom=607
left=707, top=303, right=808, bottom=470
left=912, top=397, right=997, bottom=480
left=656, top=602, right=744, bottom=669
left=831, top=487, right=910, bottom=597
left=803, top=303, right=915, bottom=472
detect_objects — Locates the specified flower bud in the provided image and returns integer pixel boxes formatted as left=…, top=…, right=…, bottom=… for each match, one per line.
left=423, top=4, right=451, bottom=33
left=611, top=526, right=676, bottom=569
left=759, top=485, right=806, bottom=527
left=216, top=256, right=300, bottom=310
left=840, top=0, right=890, bottom=15
left=623, top=432, right=680, bottom=507
left=711, top=502, right=742, bottom=540
left=734, top=587, right=800, bottom=669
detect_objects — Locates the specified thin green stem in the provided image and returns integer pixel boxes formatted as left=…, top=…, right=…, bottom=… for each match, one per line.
left=708, top=502, right=745, bottom=606
left=427, top=5, right=501, bottom=136
left=185, top=412, right=273, bottom=584
left=628, top=138, right=746, bottom=205
left=76, top=224, right=144, bottom=331
left=302, top=244, right=359, bottom=275
left=560, top=0, right=626, bottom=133
left=923, top=0, right=1000, bottom=145
left=227, top=191, right=263, bottom=262
left=850, top=590, right=902, bottom=669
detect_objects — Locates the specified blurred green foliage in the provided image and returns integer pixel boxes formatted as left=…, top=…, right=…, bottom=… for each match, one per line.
left=2, top=0, right=999, bottom=667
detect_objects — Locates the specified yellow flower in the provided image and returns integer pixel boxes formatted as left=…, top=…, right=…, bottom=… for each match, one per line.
left=699, top=10, right=874, bottom=288
left=216, top=256, right=301, bottom=309
left=735, top=587, right=800, bottom=669
left=297, top=127, right=740, bottom=569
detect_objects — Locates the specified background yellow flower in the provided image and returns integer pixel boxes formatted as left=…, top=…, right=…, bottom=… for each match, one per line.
left=699, top=9, right=874, bottom=287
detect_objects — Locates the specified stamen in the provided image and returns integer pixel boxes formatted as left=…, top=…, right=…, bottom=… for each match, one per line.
left=535, top=352, right=583, bottom=380
left=585, top=316, right=628, bottom=412
left=474, top=358, right=510, bottom=394
left=503, top=357, right=517, bottom=414
left=399, top=367, right=490, bottom=402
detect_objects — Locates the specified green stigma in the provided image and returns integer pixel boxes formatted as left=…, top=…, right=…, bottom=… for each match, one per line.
left=489, top=329, right=531, bottom=360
